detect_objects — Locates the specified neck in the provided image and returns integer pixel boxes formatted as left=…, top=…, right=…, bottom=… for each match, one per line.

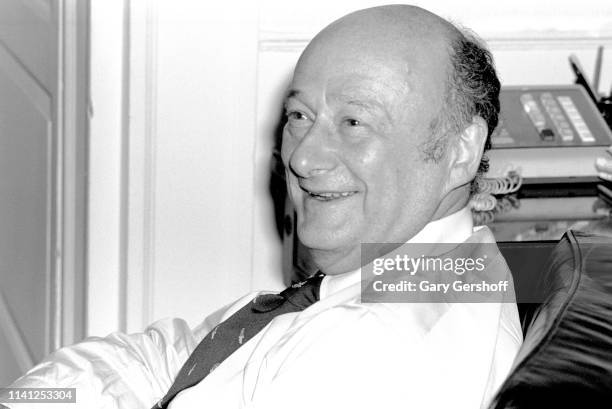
left=431, top=184, right=470, bottom=221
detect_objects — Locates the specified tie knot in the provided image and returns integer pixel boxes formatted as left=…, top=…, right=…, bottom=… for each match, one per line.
left=251, top=272, right=325, bottom=313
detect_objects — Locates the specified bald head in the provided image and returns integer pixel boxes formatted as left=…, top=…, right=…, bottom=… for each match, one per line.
left=282, top=5, right=500, bottom=274
left=295, top=6, right=458, bottom=129
left=307, top=5, right=460, bottom=56
left=294, top=4, right=500, bottom=184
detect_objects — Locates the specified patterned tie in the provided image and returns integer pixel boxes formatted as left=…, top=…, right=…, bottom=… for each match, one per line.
left=153, top=271, right=326, bottom=408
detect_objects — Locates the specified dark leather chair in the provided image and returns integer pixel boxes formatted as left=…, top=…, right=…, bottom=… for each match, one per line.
left=490, top=230, right=612, bottom=408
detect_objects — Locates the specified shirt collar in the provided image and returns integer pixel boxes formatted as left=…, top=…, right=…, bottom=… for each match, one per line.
left=320, top=206, right=474, bottom=299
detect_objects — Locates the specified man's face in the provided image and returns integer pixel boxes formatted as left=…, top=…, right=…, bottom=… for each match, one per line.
left=281, top=34, right=451, bottom=274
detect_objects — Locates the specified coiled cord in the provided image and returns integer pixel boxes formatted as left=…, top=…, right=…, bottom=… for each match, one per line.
left=470, top=169, right=523, bottom=221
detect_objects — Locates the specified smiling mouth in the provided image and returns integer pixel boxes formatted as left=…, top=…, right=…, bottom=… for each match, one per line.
left=303, top=189, right=358, bottom=201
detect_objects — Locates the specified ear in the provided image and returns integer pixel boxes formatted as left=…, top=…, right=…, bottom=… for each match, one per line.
left=443, top=116, right=488, bottom=193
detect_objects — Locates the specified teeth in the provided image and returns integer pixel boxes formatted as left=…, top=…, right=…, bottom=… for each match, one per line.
left=309, top=191, right=355, bottom=199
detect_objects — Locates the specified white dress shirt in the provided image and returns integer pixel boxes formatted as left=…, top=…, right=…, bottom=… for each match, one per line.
left=7, top=207, right=522, bottom=409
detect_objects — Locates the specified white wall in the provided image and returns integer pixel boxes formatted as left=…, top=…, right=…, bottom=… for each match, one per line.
left=149, top=0, right=260, bottom=327
left=87, top=0, right=612, bottom=334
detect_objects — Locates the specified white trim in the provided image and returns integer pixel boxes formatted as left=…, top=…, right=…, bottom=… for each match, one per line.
left=123, top=0, right=158, bottom=333
left=119, top=0, right=157, bottom=333
left=258, top=33, right=612, bottom=53
left=45, top=119, right=54, bottom=355
left=86, top=0, right=127, bottom=336
left=487, top=35, right=612, bottom=51
left=86, top=0, right=158, bottom=335
left=141, top=0, right=157, bottom=331
left=54, top=0, right=88, bottom=348
left=118, top=0, right=130, bottom=334
left=51, top=0, right=65, bottom=356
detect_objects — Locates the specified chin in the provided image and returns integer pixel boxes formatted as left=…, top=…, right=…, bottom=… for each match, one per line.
left=297, top=230, right=342, bottom=251
left=307, top=246, right=362, bottom=275
left=297, top=223, right=363, bottom=272
left=297, top=221, right=355, bottom=251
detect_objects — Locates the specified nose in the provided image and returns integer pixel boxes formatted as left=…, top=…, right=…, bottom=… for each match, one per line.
left=287, top=124, right=337, bottom=178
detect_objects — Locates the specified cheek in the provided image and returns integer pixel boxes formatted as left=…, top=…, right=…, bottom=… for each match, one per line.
left=345, top=139, right=391, bottom=189
left=366, top=147, right=434, bottom=211
left=354, top=143, right=409, bottom=206
left=400, top=162, right=446, bottom=208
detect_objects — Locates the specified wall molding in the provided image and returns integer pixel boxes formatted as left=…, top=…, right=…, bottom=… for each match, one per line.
left=259, top=32, right=612, bottom=53
left=53, top=0, right=88, bottom=349
left=86, top=0, right=127, bottom=337
left=123, top=0, right=158, bottom=333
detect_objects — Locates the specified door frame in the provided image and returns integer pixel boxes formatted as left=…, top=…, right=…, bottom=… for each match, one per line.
left=51, top=0, right=89, bottom=351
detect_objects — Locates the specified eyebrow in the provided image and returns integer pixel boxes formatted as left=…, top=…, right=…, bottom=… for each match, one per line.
left=283, top=89, right=392, bottom=121
left=286, top=89, right=300, bottom=99
left=283, top=89, right=301, bottom=108
left=337, top=94, right=391, bottom=120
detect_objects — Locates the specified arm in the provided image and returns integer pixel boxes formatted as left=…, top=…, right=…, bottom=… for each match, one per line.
left=3, top=318, right=199, bottom=409
left=3, top=292, right=258, bottom=409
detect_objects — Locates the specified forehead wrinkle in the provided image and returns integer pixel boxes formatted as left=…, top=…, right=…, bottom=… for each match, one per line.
left=328, top=75, right=411, bottom=121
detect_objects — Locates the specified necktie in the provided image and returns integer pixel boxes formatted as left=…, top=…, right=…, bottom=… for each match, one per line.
left=153, top=271, right=326, bottom=408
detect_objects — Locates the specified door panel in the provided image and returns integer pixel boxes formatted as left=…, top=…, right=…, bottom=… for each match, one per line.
left=0, top=72, right=52, bottom=366
left=0, top=324, right=24, bottom=387
left=0, top=0, right=56, bottom=386
left=0, top=0, right=55, bottom=91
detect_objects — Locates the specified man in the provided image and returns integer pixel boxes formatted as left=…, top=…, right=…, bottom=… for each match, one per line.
left=5, top=5, right=521, bottom=409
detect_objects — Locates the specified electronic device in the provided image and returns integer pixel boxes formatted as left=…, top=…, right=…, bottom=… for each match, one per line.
left=482, top=195, right=611, bottom=242
left=569, top=55, right=600, bottom=103
left=486, top=85, right=612, bottom=184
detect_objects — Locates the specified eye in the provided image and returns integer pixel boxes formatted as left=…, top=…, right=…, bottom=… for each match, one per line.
left=339, top=115, right=369, bottom=139
left=286, top=111, right=308, bottom=121
left=285, top=110, right=312, bottom=132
